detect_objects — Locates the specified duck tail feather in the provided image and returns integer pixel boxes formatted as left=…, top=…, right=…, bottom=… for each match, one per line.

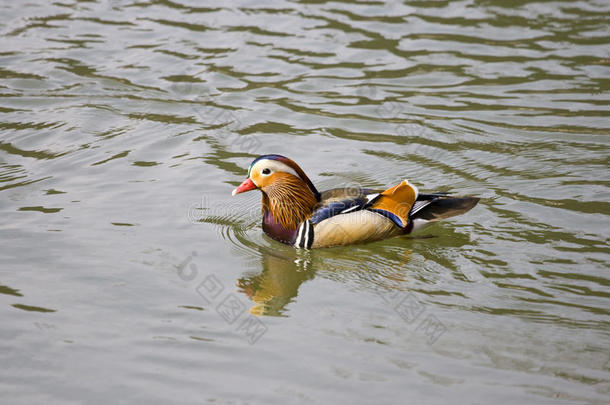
left=411, top=196, right=479, bottom=222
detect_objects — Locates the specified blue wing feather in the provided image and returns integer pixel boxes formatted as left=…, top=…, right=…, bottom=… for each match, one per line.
left=310, top=198, right=367, bottom=225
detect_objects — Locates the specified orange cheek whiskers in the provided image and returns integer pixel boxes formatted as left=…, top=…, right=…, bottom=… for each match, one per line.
left=261, top=174, right=318, bottom=230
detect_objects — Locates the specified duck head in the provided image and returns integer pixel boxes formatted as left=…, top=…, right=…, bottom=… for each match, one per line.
left=232, top=154, right=320, bottom=231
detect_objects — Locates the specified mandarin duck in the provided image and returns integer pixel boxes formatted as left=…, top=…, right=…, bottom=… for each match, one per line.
left=232, top=154, right=479, bottom=249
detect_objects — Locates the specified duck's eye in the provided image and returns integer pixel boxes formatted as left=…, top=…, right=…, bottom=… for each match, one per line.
left=261, top=168, right=271, bottom=175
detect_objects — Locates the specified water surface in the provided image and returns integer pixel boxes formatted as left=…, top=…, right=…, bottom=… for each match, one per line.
left=1, top=0, right=609, bottom=403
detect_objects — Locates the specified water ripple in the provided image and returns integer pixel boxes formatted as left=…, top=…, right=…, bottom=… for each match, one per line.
left=1, top=0, right=609, bottom=403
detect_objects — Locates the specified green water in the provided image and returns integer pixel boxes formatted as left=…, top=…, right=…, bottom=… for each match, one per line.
left=1, top=0, right=609, bottom=403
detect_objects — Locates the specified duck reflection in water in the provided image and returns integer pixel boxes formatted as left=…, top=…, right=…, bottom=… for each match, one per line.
left=237, top=245, right=315, bottom=316
left=236, top=237, right=418, bottom=316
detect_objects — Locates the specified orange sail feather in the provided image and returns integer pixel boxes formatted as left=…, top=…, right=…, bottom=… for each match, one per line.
left=369, top=180, right=417, bottom=228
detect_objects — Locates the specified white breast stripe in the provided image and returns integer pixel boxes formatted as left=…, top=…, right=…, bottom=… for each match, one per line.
left=294, top=220, right=314, bottom=249
left=305, top=220, right=314, bottom=249
left=294, top=222, right=305, bottom=248
left=303, top=220, right=310, bottom=248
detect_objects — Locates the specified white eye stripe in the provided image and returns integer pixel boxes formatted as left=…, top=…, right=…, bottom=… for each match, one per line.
left=250, top=160, right=300, bottom=179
